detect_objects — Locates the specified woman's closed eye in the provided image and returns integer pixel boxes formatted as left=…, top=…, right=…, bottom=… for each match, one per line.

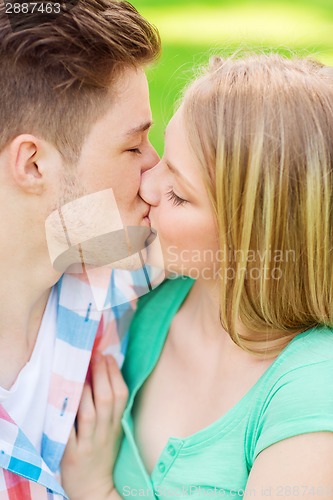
left=166, top=188, right=188, bottom=207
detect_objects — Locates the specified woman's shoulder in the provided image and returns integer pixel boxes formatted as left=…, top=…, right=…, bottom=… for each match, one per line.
left=255, top=324, right=333, bottom=405
left=273, top=324, right=333, bottom=374
left=247, top=324, right=333, bottom=465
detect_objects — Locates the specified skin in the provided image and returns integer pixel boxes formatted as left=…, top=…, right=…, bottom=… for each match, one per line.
left=73, top=68, right=158, bottom=229
left=0, top=66, right=158, bottom=390
left=140, top=106, right=219, bottom=279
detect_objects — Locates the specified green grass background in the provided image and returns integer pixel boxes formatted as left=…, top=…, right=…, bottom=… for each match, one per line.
left=130, top=0, right=333, bottom=155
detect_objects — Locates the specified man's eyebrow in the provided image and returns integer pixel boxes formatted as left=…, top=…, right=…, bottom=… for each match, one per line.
left=166, top=160, right=195, bottom=192
left=125, top=121, right=153, bottom=136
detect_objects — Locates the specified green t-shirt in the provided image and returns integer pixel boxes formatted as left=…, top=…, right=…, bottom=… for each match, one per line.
left=114, top=277, right=333, bottom=498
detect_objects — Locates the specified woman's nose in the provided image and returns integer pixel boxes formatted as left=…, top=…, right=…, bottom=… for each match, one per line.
left=140, top=161, right=163, bottom=206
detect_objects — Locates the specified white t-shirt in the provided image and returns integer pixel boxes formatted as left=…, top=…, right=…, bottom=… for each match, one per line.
left=0, top=287, right=57, bottom=452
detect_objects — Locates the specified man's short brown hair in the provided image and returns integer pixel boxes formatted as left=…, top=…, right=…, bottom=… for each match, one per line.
left=0, top=0, right=160, bottom=162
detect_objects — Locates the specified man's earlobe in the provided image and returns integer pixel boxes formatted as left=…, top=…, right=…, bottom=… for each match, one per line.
left=9, top=134, right=45, bottom=194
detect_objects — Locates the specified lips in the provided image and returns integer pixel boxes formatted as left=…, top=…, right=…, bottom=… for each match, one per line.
left=142, top=206, right=151, bottom=222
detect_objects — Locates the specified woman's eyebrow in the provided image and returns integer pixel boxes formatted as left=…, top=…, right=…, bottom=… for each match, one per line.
left=166, top=160, right=196, bottom=192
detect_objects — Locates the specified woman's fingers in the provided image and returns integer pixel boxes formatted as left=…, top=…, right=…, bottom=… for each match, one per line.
left=105, top=355, right=129, bottom=428
left=86, top=353, right=128, bottom=443
left=76, top=382, right=96, bottom=444
left=61, top=355, right=126, bottom=498
left=91, top=354, right=114, bottom=430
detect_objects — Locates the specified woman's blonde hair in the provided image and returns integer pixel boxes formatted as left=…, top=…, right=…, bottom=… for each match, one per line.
left=182, top=53, right=333, bottom=357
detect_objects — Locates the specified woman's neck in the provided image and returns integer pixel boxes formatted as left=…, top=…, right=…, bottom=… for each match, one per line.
left=177, top=277, right=228, bottom=342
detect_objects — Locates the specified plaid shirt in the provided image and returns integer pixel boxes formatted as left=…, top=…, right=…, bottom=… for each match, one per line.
left=0, top=268, right=149, bottom=499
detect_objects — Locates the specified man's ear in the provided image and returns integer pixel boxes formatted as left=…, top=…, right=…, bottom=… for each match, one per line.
left=8, top=134, right=49, bottom=195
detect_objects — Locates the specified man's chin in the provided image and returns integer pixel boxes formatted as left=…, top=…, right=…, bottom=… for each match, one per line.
left=109, top=250, right=146, bottom=271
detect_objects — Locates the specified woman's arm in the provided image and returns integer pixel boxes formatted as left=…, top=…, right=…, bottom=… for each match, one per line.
left=244, top=432, right=333, bottom=499
left=61, top=353, right=128, bottom=500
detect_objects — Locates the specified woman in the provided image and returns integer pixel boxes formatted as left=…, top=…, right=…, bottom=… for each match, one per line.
left=62, top=53, right=333, bottom=499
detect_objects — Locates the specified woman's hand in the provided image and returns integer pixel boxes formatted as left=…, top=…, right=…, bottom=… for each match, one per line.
left=61, top=354, right=128, bottom=500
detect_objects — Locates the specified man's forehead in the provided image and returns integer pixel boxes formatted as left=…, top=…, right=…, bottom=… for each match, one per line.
left=102, top=68, right=153, bottom=139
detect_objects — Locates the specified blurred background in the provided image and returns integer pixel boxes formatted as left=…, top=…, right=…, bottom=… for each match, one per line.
left=130, top=0, right=333, bottom=155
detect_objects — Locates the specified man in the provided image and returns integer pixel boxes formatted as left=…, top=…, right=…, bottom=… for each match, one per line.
left=0, top=0, right=160, bottom=497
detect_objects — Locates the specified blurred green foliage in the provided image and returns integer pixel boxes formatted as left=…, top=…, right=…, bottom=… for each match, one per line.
left=130, top=0, right=333, bottom=155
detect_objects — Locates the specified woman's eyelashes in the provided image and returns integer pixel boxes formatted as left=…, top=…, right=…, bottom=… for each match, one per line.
left=166, top=187, right=188, bottom=207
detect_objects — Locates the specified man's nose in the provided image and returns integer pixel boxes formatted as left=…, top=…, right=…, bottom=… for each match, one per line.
left=141, top=142, right=160, bottom=174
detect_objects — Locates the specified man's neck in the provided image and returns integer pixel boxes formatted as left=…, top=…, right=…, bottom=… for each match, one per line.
left=0, top=259, right=60, bottom=390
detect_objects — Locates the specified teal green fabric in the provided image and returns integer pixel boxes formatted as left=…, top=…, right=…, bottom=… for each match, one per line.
left=114, top=277, right=333, bottom=498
